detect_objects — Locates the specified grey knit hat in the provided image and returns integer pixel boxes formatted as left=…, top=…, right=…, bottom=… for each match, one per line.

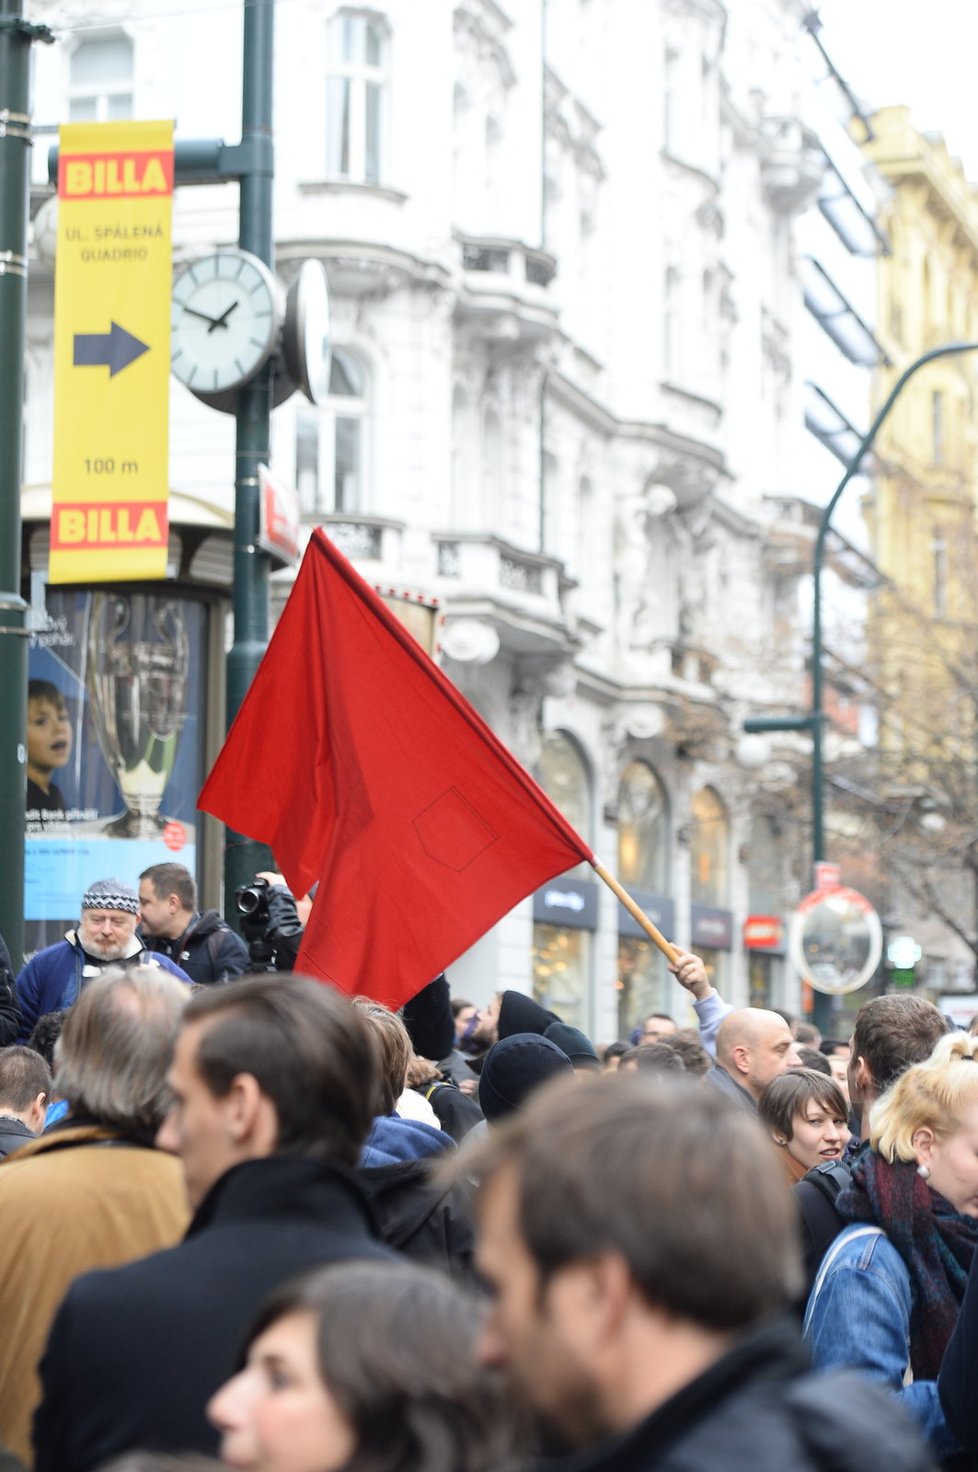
left=81, top=878, right=139, bottom=915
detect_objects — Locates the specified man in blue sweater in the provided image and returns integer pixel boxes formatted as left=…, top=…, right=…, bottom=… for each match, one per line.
left=16, top=877, right=191, bottom=1039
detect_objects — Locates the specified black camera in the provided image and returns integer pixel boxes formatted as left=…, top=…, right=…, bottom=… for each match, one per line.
left=236, top=878, right=270, bottom=922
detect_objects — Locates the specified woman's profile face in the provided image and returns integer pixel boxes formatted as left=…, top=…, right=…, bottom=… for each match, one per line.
left=208, top=1311, right=355, bottom=1472
left=785, top=1100, right=849, bottom=1172
left=917, top=1101, right=978, bottom=1217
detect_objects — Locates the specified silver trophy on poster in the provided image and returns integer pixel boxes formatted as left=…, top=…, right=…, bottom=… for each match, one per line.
left=86, top=594, right=190, bottom=838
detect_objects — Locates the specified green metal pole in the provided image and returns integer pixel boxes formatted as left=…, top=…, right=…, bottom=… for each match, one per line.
left=810, top=340, right=978, bottom=1024
left=224, top=0, right=277, bottom=919
left=0, top=6, right=51, bottom=968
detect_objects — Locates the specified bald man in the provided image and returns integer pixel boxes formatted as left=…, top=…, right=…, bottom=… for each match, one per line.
left=707, top=1009, right=802, bottom=1113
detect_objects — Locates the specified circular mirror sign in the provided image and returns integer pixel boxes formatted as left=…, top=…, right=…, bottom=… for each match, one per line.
left=788, top=885, right=883, bottom=996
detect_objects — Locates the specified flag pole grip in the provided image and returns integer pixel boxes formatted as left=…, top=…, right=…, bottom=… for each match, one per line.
left=591, top=860, right=681, bottom=966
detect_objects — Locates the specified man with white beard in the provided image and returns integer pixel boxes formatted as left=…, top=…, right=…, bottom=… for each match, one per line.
left=15, top=877, right=191, bottom=1039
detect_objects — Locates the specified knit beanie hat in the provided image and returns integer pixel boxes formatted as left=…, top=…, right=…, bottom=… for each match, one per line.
left=496, top=989, right=560, bottom=1041
left=81, top=878, right=139, bottom=915
left=544, top=1021, right=601, bottom=1071
left=478, top=1033, right=573, bottom=1122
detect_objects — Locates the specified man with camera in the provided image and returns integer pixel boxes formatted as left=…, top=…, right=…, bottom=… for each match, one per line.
left=139, top=863, right=249, bottom=986
left=234, top=871, right=307, bottom=972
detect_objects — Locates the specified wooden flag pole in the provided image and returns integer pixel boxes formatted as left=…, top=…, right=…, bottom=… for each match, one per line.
left=591, top=860, right=681, bottom=966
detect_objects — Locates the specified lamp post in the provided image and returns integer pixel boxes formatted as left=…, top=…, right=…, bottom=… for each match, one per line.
left=746, top=341, right=978, bottom=1025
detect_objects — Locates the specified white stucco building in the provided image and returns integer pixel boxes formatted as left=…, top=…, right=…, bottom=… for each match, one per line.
left=21, top=0, right=885, bottom=1037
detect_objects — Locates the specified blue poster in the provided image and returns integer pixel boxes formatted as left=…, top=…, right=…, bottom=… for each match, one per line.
left=25, top=588, right=208, bottom=955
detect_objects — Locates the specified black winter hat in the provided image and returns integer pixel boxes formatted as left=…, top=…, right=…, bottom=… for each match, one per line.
left=478, top=1033, right=573, bottom=1122
left=496, top=989, right=560, bottom=1040
left=544, top=1021, right=601, bottom=1071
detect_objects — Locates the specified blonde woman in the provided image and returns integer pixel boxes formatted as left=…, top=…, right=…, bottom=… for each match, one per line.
left=804, top=1031, right=978, bottom=1462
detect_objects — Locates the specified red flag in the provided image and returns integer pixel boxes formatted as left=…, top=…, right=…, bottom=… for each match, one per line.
left=199, top=529, right=593, bottom=1007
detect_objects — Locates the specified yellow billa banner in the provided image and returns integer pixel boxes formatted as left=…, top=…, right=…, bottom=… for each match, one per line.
left=50, top=120, right=174, bottom=584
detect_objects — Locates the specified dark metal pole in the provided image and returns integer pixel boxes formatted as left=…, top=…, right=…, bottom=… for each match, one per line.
left=0, top=5, right=52, bottom=968
left=224, top=0, right=277, bottom=916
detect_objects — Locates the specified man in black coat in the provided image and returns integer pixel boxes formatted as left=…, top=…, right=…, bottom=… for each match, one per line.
left=138, top=862, right=249, bottom=985
left=33, top=974, right=393, bottom=1472
left=469, top=1075, right=934, bottom=1472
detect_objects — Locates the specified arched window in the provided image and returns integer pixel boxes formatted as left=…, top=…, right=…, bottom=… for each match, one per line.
left=294, top=349, right=369, bottom=516
left=617, top=761, right=668, bottom=891
left=690, top=785, right=728, bottom=906
left=327, top=10, right=390, bottom=184
left=69, top=33, right=133, bottom=122
left=533, top=732, right=592, bottom=1029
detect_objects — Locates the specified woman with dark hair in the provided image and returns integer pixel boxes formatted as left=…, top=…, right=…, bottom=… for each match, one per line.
left=804, top=1032, right=978, bottom=1462
left=207, top=1260, right=520, bottom=1472
left=758, top=1068, right=849, bottom=1183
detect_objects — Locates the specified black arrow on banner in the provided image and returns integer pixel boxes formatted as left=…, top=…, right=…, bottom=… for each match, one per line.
left=73, top=322, right=150, bottom=377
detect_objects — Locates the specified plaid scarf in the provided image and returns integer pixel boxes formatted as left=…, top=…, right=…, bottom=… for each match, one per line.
left=837, top=1150, right=978, bottom=1379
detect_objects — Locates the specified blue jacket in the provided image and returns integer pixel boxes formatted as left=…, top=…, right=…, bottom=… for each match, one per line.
left=360, top=1114, right=454, bottom=1168
left=803, top=1222, right=960, bottom=1459
left=16, top=933, right=192, bottom=1041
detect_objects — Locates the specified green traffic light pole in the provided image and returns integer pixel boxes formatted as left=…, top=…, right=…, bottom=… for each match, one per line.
left=224, top=0, right=277, bottom=915
left=0, top=4, right=52, bottom=968
left=746, top=342, right=978, bottom=1027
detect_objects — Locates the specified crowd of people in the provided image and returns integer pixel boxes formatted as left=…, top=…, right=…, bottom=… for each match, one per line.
left=0, top=869, right=977, bottom=1471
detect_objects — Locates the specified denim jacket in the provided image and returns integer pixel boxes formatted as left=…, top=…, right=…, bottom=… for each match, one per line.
left=803, top=1223, right=960, bottom=1459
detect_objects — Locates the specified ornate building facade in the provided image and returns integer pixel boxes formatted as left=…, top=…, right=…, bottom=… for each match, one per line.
left=20, top=0, right=887, bottom=1034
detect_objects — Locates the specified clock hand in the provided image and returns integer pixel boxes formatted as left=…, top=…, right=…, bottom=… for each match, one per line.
left=183, top=306, right=224, bottom=327
left=208, top=300, right=240, bottom=333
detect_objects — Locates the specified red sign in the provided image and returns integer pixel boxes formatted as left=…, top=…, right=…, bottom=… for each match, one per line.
left=258, top=464, right=300, bottom=566
left=743, top=915, right=782, bottom=949
left=59, top=150, right=174, bottom=199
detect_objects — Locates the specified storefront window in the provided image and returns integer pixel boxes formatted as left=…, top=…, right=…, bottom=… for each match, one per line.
left=534, top=732, right=592, bottom=1027
left=617, top=935, right=667, bottom=1040
left=533, top=923, right=589, bottom=1031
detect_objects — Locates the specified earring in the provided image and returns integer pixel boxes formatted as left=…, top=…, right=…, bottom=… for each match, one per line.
left=917, top=1164, right=931, bottom=1181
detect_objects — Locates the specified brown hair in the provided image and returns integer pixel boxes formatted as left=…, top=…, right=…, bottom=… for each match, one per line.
left=469, top=1074, right=802, bottom=1328
left=352, top=998, right=412, bottom=1114
left=852, top=994, right=947, bottom=1095
left=55, top=966, right=188, bottom=1136
left=140, top=861, right=197, bottom=912
left=757, top=1068, right=848, bottom=1142
left=660, top=1031, right=712, bottom=1078
left=0, top=1045, right=52, bottom=1112
left=239, top=1261, right=520, bottom=1472
left=185, top=975, right=379, bottom=1166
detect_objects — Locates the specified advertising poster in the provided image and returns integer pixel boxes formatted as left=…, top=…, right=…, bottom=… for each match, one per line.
left=25, top=588, right=207, bottom=955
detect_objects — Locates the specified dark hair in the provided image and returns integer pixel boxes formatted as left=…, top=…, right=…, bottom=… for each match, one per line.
left=239, top=1261, right=520, bottom=1472
left=450, top=997, right=474, bottom=1019
left=757, top=1068, right=848, bottom=1142
left=818, top=1037, right=848, bottom=1056
left=794, top=1023, right=820, bottom=1045
left=185, top=975, right=379, bottom=1166
left=0, top=1045, right=52, bottom=1111
left=28, top=679, right=67, bottom=710
left=660, top=1031, right=712, bottom=1078
left=852, top=995, right=948, bottom=1095
left=469, top=1075, right=802, bottom=1329
left=797, top=1046, right=832, bottom=1076
left=601, top=1040, right=628, bottom=1065
left=26, top=1009, right=68, bottom=1068
left=140, top=862, right=197, bottom=912
left=621, top=1043, right=685, bottom=1075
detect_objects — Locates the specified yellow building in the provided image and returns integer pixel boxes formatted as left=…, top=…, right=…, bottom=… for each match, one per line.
left=862, top=107, right=978, bottom=768
left=857, top=107, right=978, bottom=990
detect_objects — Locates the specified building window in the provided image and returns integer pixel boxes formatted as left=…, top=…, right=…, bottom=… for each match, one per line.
left=663, top=266, right=680, bottom=379
left=326, top=10, right=389, bottom=184
left=533, top=924, right=589, bottom=1032
left=618, top=760, right=668, bottom=891
left=933, top=529, right=947, bottom=618
left=68, top=33, right=133, bottom=122
left=295, top=349, right=369, bottom=516
left=932, top=389, right=944, bottom=466
left=690, top=785, right=728, bottom=907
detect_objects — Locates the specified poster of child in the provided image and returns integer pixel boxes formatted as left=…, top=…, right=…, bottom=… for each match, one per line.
left=26, top=680, right=73, bottom=816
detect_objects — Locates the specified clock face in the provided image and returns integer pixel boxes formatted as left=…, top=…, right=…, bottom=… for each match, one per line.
left=171, top=251, right=281, bottom=395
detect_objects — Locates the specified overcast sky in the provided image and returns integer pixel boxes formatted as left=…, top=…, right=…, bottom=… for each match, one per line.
left=816, top=0, right=978, bottom=180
